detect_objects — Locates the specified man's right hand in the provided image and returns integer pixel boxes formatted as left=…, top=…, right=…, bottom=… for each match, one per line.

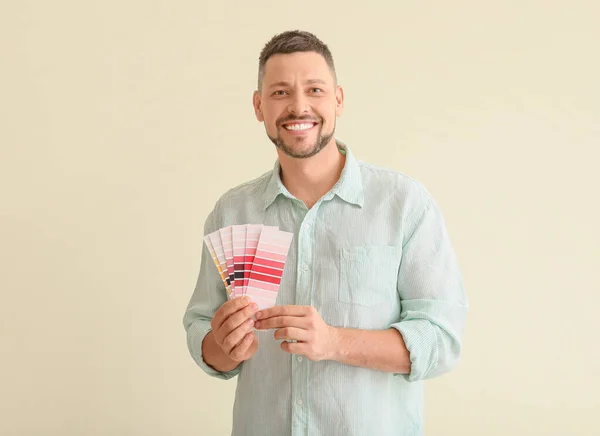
left=209, top=296, right=259, bottom=363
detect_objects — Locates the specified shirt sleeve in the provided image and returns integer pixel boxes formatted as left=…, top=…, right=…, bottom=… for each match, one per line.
left=389, top=187, right=469, bottom=382
left=182, top=208, right=241, bottom=380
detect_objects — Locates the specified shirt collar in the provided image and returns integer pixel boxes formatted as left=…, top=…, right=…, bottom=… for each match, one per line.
left=263, top=138, right=364, bottom=210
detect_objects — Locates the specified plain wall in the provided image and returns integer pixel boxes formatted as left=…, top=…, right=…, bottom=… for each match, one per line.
left=1, top=1, right=599, bottom=435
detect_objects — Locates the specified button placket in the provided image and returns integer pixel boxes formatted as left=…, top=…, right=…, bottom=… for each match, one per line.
left=291, top=207, right=318, bottom=436
left=292, top=208, right=310, bottom=436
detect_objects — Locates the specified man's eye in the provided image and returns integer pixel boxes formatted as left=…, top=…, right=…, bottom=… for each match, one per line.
left=311, top=88, right=323, bottom=93
left=273, top=90, right=287, bottom=96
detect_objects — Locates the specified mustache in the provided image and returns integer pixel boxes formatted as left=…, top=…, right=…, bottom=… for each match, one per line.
left=276, top=115, right=321, bottom=126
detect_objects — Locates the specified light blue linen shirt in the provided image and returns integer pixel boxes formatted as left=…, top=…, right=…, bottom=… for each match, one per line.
left=183, top=140, right=468, bottom=436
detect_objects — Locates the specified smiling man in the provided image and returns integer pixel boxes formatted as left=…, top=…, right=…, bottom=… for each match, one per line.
left=183, top=30, right=468, bottom=436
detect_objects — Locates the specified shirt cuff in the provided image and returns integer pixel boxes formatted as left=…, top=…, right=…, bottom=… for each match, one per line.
left=186, top=320, right=241, bottom=380
left=390, top=319, right=438, bottom=382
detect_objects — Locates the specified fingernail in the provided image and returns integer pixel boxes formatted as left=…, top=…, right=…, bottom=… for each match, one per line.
left=254, top=321, right=261, bottom=328
left=243, top=297, right=250, bottom=304
left=247, top=318, right=254, bottom=326
left=255, top=311, right=262, bottom=319
left=251, top=303, right=259, bottom=311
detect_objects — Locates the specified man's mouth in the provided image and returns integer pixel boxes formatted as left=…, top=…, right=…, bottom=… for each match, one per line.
left=281, top=122, right=318, bottom=131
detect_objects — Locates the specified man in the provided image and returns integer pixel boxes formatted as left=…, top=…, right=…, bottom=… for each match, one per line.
left=183, top=30, right=468, bottom=436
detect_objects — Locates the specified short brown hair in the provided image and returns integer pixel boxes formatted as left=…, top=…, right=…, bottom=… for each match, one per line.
left=257, top=30, right=337, bottom=91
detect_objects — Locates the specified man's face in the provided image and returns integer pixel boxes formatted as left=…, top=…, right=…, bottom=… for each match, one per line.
left=253, top=51, right=344, bottom=159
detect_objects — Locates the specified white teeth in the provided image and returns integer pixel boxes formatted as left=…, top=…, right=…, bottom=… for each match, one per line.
left=284, top=123, right=314, bottom=131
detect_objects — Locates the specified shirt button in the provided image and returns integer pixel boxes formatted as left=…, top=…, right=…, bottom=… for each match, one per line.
left=297, top=356, right=303, bottom=362
left=297, top=398, right=303, bottom=406
left=303, top=264, right=309, bottom=271
left=303, top=223, right=310, bottom=230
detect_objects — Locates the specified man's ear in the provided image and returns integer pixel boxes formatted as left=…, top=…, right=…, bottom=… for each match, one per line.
left=335, top=85, right=344, bottom=117
left=253, top=90, right=264, bottom=122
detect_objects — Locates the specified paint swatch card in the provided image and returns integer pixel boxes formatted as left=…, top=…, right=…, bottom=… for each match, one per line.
left=219, top=226, right=235, bottom=295
left=246, top=226, right=294, bottom=309
left=203, top=235, right=230, bottom=294
left=231, top=225, right=247, bottom=299
left=206, top=231, right=232, bottom=298
left=243, top=224, right=263, bottom=296
left=203, top=224, right=293, bottom=308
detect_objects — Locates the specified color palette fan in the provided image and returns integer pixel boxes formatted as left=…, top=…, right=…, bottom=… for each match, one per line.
left=203, top=224, right=294, bottom=309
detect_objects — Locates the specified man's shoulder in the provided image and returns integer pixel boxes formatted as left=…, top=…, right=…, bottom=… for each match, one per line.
left=211, top=168, right=273, bottom=212
left=357, top=159, right=431, bottom=201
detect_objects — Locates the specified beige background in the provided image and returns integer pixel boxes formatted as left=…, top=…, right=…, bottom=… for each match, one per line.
left=1, top=1, right=599, bottom=435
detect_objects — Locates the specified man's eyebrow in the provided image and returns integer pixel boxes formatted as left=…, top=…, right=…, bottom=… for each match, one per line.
left=268, top=81, right=291, bottom=89
left=268, top=79, right=328, bottom=89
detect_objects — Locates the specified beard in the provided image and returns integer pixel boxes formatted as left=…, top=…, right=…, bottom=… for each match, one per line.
left=267, top=116, right=335, bottom=159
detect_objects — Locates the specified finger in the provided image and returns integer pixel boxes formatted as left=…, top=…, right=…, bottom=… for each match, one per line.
left=220, top=301, right=259, bottom=336
left=273, top=327, right=310, bottom=342
left=222, top=318, right=255, bottom=355
left=211, top=296, right=252, bottom=331
left=280, top=341, right=305, bottom=355
left=255, top=305, right=311, bottom=320
left=255, top=315, right=308, bottom=330
left=229, top=331, right=255, bottom=361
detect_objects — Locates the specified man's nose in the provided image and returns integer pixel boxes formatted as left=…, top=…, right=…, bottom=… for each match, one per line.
left=287, top=93, right=309, bottom=115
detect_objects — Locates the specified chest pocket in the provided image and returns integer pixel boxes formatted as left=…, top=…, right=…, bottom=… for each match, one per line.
left=338, top=245, right=400, bottom=307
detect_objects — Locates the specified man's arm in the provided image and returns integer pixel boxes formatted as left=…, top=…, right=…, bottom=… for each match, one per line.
left=183, top=208, right=243, bottom=380
left=330, top=327, right=411, bottom=374
left=254, top=306, right=411, bottom=374
left=388, top=186, right=469, bottom=381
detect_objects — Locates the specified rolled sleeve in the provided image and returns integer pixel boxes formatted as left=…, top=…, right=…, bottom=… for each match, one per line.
left=391, top=186, right=469, bottom=381
left=182, top=208, right=241, bottom=380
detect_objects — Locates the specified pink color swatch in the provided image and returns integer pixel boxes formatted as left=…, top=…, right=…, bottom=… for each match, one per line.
left=246, top=226, right=294, bottom=309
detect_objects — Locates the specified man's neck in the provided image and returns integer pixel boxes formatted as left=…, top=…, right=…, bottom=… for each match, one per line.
left=278, top=140, right=345, bottom=210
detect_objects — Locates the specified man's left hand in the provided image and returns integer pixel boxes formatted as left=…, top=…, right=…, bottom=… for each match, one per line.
left=254, top=305, right=338, bottom=361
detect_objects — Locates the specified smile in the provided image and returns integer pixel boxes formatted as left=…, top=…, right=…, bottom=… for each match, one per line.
left=282, top=122, right=317, bottom=131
